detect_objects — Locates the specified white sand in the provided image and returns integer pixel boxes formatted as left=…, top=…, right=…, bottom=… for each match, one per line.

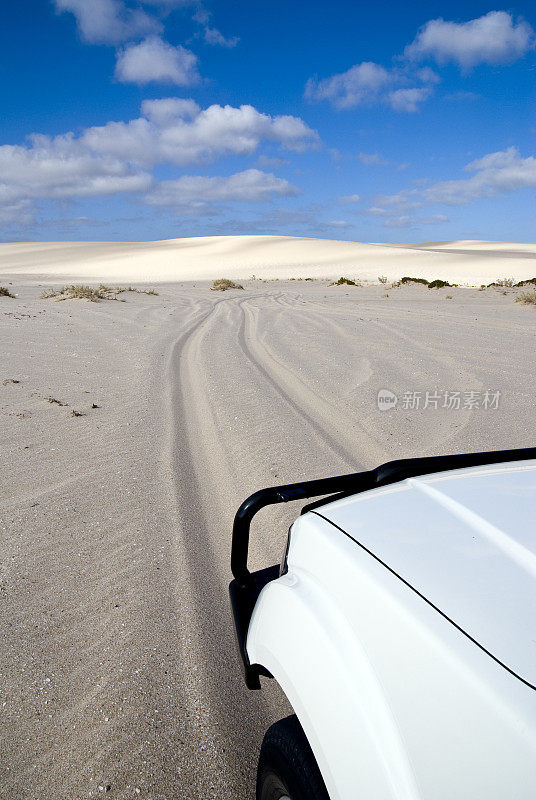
left=0, top=235, right=534, bottom=285
left=1, top=268, right=535, bottom=798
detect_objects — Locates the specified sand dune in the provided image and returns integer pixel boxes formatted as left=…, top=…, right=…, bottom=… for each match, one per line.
left=1, top=235, right=535, bottom=285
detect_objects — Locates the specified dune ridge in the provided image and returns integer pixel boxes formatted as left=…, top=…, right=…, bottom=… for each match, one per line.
left=1, top=235, right=534, bottom=285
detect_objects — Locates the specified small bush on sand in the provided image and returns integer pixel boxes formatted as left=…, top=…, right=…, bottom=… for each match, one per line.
left=515, top=278, right=536, bottom=287
left=0, top=286, right=15, bottom=298
left=515, top=291, right=536, bottom=305
left=63, top=285, right=104, bottom=301
left=400, top=276, right=429, bottom=286
left=428, top=279, right=451, bottom=289
left=488, top=277, right=515, bottom=288
left=41, top=284, right=158, bottom=302
left=211, top=278, right=244, bottom=291
left=445, top=295, right=453, bottom=300
left=378, top=275, right=388, bottom=284
left=329, top=277, right=358, bottom=286
left=118, top=286, right=159, bottom=295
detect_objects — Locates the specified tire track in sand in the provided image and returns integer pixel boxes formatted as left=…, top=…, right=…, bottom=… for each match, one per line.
left=164, top=295, right=283, bottom=799
left=237, top=297, right=391, bottom=466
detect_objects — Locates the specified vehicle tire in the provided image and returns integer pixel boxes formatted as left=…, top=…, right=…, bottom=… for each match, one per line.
left=256, top=714, right=330, bottom=800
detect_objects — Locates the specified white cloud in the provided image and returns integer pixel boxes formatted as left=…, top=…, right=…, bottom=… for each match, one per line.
left=256, top=155, right=289, bottom=169
left=192, top=7, right=210, bottom=25
left=382, top=215, right=413, bottom=228
left=304, top=60, right=436, bottom=111
left=364, top=147, right=535, bottom=227
left=382, top=213, right=449, bottom=228
left=115, top=36, right=199, bottom=85
left=0, top=100, right=316, bottom=224
left=368, top=191, right=422, bottom=213
left=338, top=194, right=360, bottom=203
left=364, top=206, right=391, bottom=217
left=305, top=61, right=391, bottom=109
left=358, top=152, right=386, bottom=166
left=325, top=219, right=350, bottom=228
left=83, top=98, right=319, bottom=166
left=0, top=199, right=34, bottom=226
left=405, top=11, right=535, bottom=70
left=146, top=169, right=298, bottom=209
left=53, top=0, right=159, bottom=44
left=415, top=67, right=441, bottom=84
left=421, top=214, right=449, bottom=224
left=204, top=27, right=239, bottom=47
left=423, top=147, right=536, bottom=204
left=388, top=87, right=431, bottom=113
left=0, top=132, right=151, bottom=208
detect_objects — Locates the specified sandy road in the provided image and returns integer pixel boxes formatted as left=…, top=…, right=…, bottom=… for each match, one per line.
left=1, top=279, right=535, bottom=799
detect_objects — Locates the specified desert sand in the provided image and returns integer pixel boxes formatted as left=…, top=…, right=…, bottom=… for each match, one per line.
left=1, top=235, right=535, bottom=284
left=1, top=238, right=535, bottom=799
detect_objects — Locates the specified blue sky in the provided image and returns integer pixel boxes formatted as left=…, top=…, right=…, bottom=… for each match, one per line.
left=1, top=1, right=534, bottom=242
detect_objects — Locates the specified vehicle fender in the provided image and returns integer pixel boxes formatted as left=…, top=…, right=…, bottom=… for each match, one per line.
left=246, top=568, right=422, bottom=800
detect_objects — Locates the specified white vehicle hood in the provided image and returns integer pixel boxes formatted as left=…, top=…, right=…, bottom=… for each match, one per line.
left=314, top=459, right=536, bottom=689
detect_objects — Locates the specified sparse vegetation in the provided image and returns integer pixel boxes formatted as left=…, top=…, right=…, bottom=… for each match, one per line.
left=46, top=396, right=67, bottom=406
left=41, top=284, right=158, bottom=302
left=382, top=293, right=389, bottom=298
left=304, top=277, right=313, bottom=281
left=488, top=277, right=516, bottom=288
left=515, top=277, right=536, bottom=287
left=329, top=277, right=358, bottom=286
left=445, top=295, right=453, bottom=300
left=378, top=275, right=388, bottom=284
left=2, top=378, right=20, bottom=385
left=428, top=279, right=451, bottom=289
left=0, top=286, right=15, bottom=298
left=210, top=278, right=244, bottom=291
left=121, top=286, right=158, bottom=295
left=400, top=277, right=429, bottom=286
left=515, top=290, right=536, bottom=305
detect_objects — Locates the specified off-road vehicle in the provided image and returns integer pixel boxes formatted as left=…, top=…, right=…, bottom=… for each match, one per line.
left=230, top=448, right=536, bottom=800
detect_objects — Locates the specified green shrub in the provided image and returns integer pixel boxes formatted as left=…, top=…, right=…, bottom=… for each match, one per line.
left=0, top=286, right=15, bottom=298
left=329, top=276, right=358, bottom=286
left=211, top=278, right=244, bottom=291
left=400, top=276, right=429, bottom=286
left=428, top=279, right=451, bottom=289
left=515, top=277, right=536, bottom=287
